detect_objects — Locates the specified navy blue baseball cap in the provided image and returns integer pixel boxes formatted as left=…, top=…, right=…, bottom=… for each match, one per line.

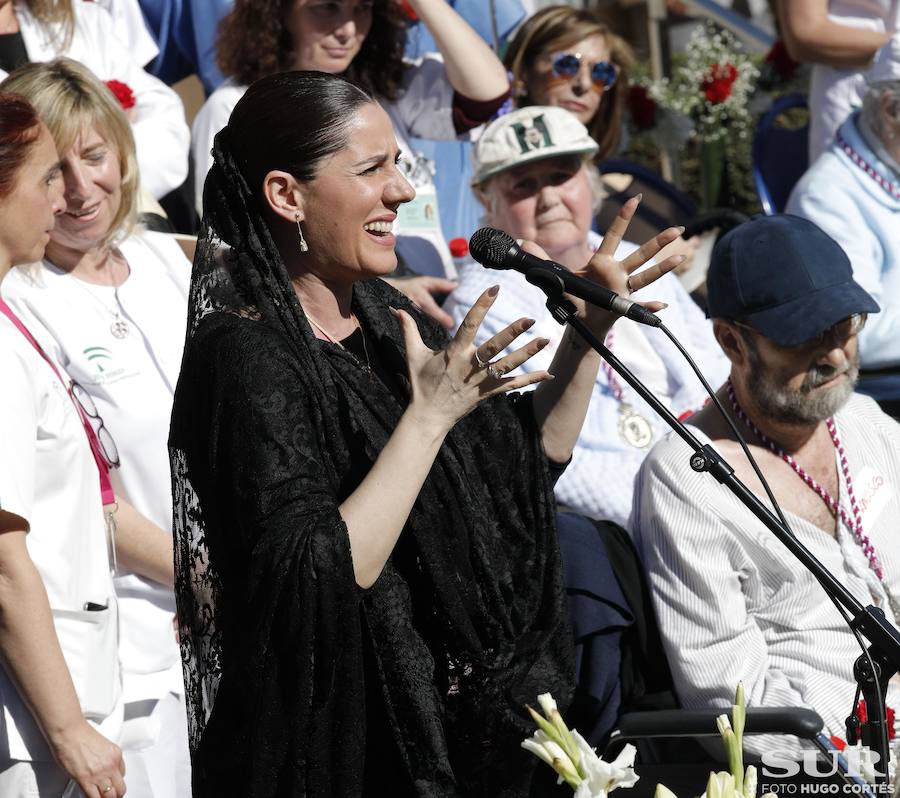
left=706, top=214, right=879, bottom=346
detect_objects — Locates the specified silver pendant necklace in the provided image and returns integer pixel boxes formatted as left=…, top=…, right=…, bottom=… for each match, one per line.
left=304, top=309, right=372, bottom=374
left=69, top=253, right=130, bottom=339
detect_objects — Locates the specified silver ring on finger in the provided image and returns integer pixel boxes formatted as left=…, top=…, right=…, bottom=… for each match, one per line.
left=486, top=363, right=503, bottom=379
left=473, top=349, right=489, bottom=369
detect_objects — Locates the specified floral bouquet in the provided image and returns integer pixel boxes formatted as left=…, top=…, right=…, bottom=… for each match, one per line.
left=522, top=685, right=779, bottom=798
left=647, top=23, right=759, bottom=146
left=628, top=23, right=760, bottom=209
left=521, top=693, right=639, bottom=798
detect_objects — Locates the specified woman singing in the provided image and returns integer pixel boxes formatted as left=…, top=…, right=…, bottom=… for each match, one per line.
left=171, top=70, right=680, bottom=797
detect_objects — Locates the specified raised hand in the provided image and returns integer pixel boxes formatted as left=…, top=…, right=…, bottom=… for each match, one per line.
left=566, top=194, right=686, bottom=336
left=392, top=285, right=553, bottom=432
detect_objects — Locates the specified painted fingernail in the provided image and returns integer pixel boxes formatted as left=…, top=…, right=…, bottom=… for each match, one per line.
left=522, top=318, right=535, bottom=330
left=659, top=303, right=669, bottom=309
left=634, top=193, right=643, bottom=202
left=676, top=254, right=687, bottom=263
left=536, top=337, right=550, bottom=347
left=488, top=285, right=500, bottom=297
left=676, top=225, right=686, bottom=234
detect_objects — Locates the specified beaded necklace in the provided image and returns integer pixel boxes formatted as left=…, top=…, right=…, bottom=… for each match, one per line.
left=726, top=380, right=900, bottom=617
left=599, top=329, right=654, bottom=449
left=836, top=127, right=900, bottom=202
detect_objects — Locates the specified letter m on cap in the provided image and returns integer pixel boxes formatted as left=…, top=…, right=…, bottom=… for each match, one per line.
left=512, top=114, right=553, bottom=154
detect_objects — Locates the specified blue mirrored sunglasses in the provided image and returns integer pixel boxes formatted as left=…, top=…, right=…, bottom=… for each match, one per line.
left=551, top=52, right=619, bottom=91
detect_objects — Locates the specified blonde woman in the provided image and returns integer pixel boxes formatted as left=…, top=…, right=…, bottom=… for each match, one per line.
left=2, top=58, right=190, bottom=798
left=0, top=0, right=189, bottom=200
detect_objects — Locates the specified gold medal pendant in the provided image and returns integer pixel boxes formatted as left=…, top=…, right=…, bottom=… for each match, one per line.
left=618, top=403, right=653, bottom=449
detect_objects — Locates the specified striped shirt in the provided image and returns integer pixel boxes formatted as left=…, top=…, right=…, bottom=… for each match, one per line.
left=630, top=392, right=900, bottom=755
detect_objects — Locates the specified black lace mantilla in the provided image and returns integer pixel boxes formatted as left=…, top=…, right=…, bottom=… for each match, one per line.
left=169, top=124, right=574, bottom=797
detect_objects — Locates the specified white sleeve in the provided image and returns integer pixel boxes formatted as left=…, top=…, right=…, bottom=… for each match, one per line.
left=0, top=339, right=37, bottom=531
left=92, top=0, right=158, bottom=67
left=631, top=443, right=813, bottom=716
left=139, top=230, right=192, bottom=296
left=75, top=4, right=189, bottom=199
left=389, top=55, right=458, bottom=142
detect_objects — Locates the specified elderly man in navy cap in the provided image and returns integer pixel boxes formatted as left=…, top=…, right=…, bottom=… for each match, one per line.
left=630, top=214, right=900, bottom=757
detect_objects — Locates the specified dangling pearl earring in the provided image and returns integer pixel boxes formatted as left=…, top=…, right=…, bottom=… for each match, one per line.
left=295, top=213, right=309, bottom=253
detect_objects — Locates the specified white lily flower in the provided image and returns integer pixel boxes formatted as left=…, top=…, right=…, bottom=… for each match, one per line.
left=538, top=693, right=559, bottom=715
left=571, top=735, right=639, bottom=798
left=743, top=765, right=757, bottom=798
left=521, top=738, right=554, bottom=767
left=545, top=739, right=580, bottom=780
left=716, top=714, right=733, bottom=736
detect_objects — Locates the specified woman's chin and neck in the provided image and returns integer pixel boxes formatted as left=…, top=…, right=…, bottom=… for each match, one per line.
left=286, top=255, right=356, bottom=326
left=45, top=239, right=117, bottom=282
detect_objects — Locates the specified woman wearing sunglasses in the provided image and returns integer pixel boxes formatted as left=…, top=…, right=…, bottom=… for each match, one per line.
left=0, top=92, right=127, bottom=797
left=2, top=58, right=192, bottom=798
left=504, top=5, right=633, bottom=161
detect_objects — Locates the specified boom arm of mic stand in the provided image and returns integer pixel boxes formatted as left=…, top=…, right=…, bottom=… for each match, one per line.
left=529, top=269, right=900, bottom=781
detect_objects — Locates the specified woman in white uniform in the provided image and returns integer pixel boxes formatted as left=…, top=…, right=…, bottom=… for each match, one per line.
left=193, top=0, right=510, bottom=284
left=0, top=0, right=189, bottom=200
left=0, top=91, right=125, bottom=798
left=2, top=59, right=190, bottom=798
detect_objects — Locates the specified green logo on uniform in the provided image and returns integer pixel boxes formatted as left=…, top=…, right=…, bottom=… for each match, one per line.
left=84, top=346, right=112, bottom=373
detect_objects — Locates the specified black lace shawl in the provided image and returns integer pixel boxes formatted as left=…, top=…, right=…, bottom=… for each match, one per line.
left=169, top=128, right=574, bottom=797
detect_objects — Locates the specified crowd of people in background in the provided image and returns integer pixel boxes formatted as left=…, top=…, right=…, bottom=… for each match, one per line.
left=0, top=0, right=898, bottom=796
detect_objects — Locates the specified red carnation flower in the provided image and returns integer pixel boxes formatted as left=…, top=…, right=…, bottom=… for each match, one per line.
left=105, top=79, right=135, bottom=111
left=627, top=85, right=657, bottom=130
left=397, top=0, right=418, bottom=20
left=702, top=63, right=738, bottom=104
left=765, top=39, right=799, bottom=81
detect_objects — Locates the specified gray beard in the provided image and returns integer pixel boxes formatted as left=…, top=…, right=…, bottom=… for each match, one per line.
left=747, top=348, right=859, bottom=425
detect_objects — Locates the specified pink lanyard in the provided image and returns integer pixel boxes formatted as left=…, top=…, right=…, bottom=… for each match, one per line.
left=0, top=299, right=115, bottom=505
left=726, top=379, right=884, bottom=581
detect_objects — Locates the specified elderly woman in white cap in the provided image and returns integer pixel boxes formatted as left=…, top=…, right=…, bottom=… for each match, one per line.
left=445, top=106, right=729, bottom=527
left=787, top=35, right=900, bottom=371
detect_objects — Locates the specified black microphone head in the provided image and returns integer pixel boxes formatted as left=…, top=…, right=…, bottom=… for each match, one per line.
left=469, top=227, right=516, bottom=269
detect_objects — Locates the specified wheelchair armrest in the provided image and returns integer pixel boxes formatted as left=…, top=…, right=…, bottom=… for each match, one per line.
left=612, top=707, right=823, bottom=742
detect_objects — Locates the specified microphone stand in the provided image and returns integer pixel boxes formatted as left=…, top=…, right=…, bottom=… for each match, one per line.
left=528, top=269, right=900, bottom=787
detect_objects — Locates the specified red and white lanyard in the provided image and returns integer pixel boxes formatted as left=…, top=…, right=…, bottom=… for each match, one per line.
left=599, top=330, right=624, bottom=400
left=726, top=380, right=884, bottom=581
left=0, top=299, right=115, bottom=505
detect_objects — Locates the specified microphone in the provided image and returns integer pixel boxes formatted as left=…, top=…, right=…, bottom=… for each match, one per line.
left=468, top=227, right=661, bottom=328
